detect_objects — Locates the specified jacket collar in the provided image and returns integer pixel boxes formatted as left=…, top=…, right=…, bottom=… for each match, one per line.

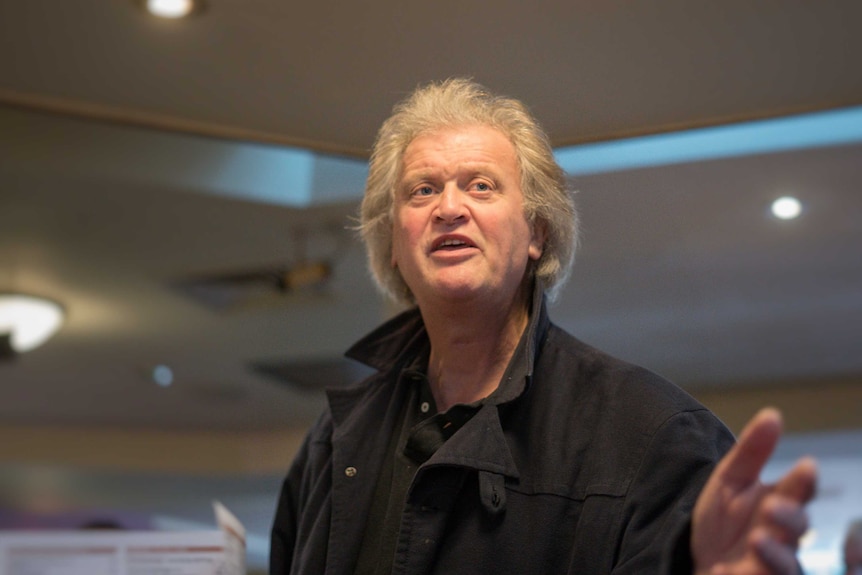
left=345, top=279, right=551, bottom=406
left=344, top=305, right=427, bottom=372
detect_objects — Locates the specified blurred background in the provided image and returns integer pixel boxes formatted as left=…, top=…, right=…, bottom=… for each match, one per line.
left=1, top=1, right=861, bottom=573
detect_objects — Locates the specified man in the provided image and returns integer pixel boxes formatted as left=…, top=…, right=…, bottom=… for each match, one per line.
left=271, top=79, right=816, bottom=574
left=844, top=520, right=862, bottom=575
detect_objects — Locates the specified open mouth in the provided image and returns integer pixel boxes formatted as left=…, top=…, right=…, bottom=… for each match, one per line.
left=432, top=236, right=475, bottom=252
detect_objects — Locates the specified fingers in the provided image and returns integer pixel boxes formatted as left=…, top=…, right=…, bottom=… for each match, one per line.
left=754, top=457, right=817, bottom=547
left=716, top=407, right=784, bottom=488
left=756, top=491, right=810, bottom=545
left=774, top=457, right=818, bottom=504
left=751, top=527, right=803, bottom=575
left=741, top=458, right=817, bottom=574
left=709, top=528, right=804, bottom=575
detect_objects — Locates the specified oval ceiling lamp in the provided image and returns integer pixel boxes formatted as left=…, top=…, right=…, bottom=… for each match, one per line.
left=144, top=0, right=200, bottom=19
left=0, top=294, right=65, bottom=356
left=771, top=196, right=803, bottom=220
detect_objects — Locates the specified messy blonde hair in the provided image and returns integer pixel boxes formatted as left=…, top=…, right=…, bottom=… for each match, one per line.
left=360, top=78, right=578, bottom=304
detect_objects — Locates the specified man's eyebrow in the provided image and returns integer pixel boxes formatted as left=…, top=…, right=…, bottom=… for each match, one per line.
left=399, top=172, right=433, bottom=191
left=401, top=169, right=434, bottom=181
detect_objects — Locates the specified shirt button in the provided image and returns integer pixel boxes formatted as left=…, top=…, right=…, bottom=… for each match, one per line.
left=344, top=466, right=357, bottom=477
left=420, top=402, right=430, bottom=413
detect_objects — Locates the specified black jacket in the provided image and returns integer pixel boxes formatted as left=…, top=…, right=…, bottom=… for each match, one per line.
left=271, top=289, right=735, bottom=574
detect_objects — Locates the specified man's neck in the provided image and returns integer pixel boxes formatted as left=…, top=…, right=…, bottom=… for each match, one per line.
left=419, top=292, right=530, bottom=412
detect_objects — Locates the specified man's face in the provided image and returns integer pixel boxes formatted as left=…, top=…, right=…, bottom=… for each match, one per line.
left=391, top=125, right=543, bottom=308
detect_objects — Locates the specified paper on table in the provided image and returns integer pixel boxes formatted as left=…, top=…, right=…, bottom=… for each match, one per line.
left=0, top=501, right=246, bottom=575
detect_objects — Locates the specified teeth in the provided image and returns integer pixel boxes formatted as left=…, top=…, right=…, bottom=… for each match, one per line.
left=439, top=239, right=467, bottom=247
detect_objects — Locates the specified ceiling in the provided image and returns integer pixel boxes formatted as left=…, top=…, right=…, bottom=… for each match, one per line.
left=1, top=0, right=861, bottom=571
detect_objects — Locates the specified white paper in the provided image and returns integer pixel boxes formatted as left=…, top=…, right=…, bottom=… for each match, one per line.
left=0, top=502, right=245, bottom=575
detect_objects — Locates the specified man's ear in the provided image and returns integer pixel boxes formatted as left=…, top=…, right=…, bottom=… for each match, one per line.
left=529, top=220, right=546, bottom=261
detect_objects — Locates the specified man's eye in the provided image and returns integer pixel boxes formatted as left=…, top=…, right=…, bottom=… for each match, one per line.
left=474, top=182, right=491, bottom=191
left=413, top=186, right=434, bottom=196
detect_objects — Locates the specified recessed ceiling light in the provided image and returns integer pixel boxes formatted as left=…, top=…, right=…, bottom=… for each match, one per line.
left=152, top=364, right=174, bottom=387
left=145, top=0, right=197, bottom=19
left=771, top=196, right=803, bottom=220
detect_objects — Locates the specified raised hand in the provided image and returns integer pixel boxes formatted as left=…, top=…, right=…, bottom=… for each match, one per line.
left=691, top=408, right=817, bottom=575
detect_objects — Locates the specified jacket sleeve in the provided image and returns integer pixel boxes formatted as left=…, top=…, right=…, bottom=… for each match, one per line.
left=611, top=408, right=736, bottom=574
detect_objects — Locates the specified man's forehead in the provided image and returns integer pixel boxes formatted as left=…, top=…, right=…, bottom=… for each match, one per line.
left=405, top=123, right=511, bottom=145
left=401, top=126, right=516, bottom=168
left=401, top=158, right=505, bottom=177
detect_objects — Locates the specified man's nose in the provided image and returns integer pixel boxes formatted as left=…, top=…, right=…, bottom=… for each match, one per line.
left=434, top=184, right=468, bottom=223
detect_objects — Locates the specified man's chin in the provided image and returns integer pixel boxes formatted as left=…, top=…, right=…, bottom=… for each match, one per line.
left=425, top=280, right=505, bottom=306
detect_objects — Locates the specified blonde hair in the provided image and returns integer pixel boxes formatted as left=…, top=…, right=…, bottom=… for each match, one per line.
left=359, top=78, right=578, bottom=304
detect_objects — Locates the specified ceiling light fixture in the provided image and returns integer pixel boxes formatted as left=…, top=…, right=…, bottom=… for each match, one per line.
left=144, top=0, right=198, bottom=19
left=152, top=364, right=175, bottom=387
left=0, top=294, right=65, bottom=357
left=771, top=196, right=803, bottom=220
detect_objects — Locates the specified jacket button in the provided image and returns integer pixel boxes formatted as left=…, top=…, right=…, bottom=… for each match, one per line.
left=344, top=466, right=357, bottom=477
